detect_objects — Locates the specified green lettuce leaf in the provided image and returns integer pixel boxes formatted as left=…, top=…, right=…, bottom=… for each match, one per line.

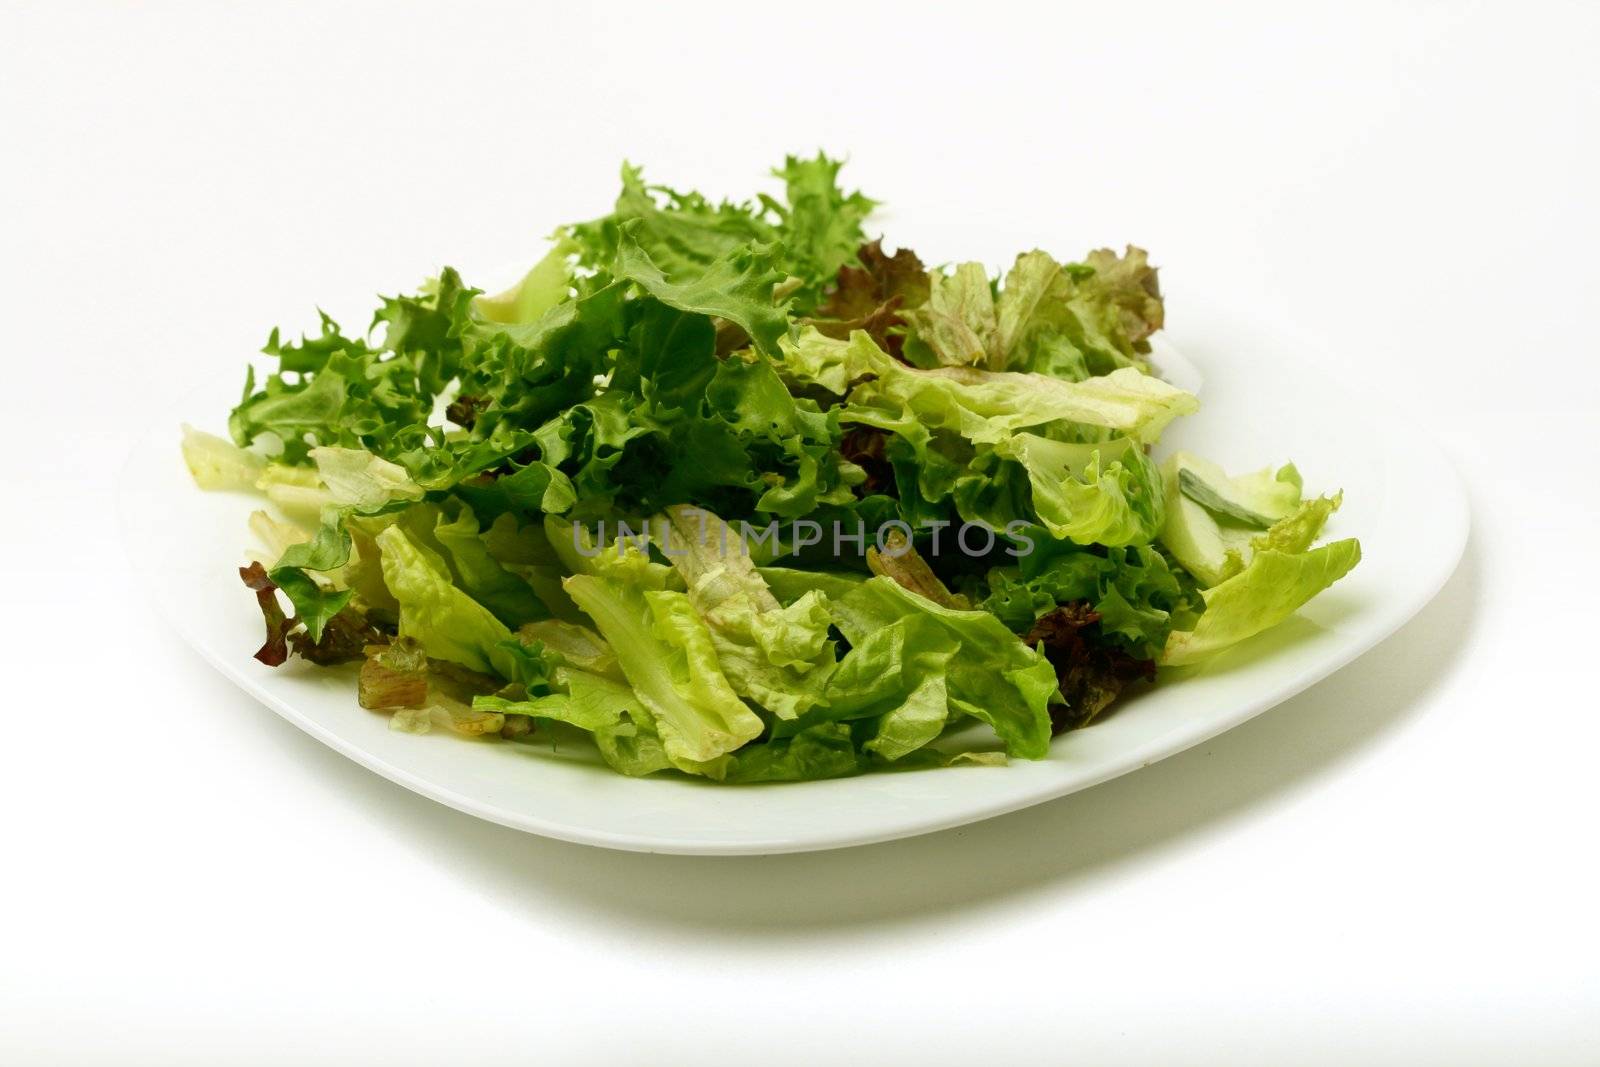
left=1074, top=246, right=1164, bottom=359
left=567, top=154, right=871, bottom=317
left=473, top=237, right=576, bottom=326
left=722, top=723, right=864, bottom=783
left=515, top=619, right=623, bottom=681
left=181, top=425, right=266, bottom=490
left=563, top=569, right=763, bottom=773
left=1248, top=493, right=1342, bottom=558
left=774, top=326, right=882, bottom=396
left=790, top=613, right=960, bottom=761
left=309, top=447, right=425, bottom=509
left=452, top=279, right=629, bottom=446
left=1163, top=539, right=1362, bottom=665
left=842, top=336, right=1197, bottom=446
left=612, top=299, right=718, bottom=416
left=813, top=333, right=1191, bottom=536
left=566, top=162, right=779, bottom=289
left=487, top=666, right=862, bottom=782
left=231, top=275, right=471, bottom=466
left=657, top=505, right=836, bottom=719
left=989, top=250, right=1079, bottom=372
left=611, top=224, right=789, bottom=357
left=897, top=248, right=1163, bottom=377
left=831, top=576, right=1056, bottom=759
left=431, top=504, right=549, bottom=628
left=268, top=509, right=355, bottom=641
left=566, top=670, right=677, bottom=777
left=981, top=537, right=1201, bottom=662
left=766, top=154, right=877, bottom=308
left=758, top=566, right=867, bottom=605
left=1158, top=452, right=1331, bottom=587
left=998, top=434, right=1165, bottom=546
left=375, top=524, right=523, bottom=679
left=1005, top=247, right=1162, bottom=377
left=900, top=262, right=997, bottom=368
left=477, top=667, right=677, bottom=777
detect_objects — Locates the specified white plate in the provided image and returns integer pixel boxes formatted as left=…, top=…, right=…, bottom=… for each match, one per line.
left=121, top=300, right=1466, bottom=855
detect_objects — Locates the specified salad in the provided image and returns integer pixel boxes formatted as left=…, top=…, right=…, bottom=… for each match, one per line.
left=183, top=154, right=1360, bottom=783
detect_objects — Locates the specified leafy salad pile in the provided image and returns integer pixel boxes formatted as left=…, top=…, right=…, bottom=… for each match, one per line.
left=183, top=154, right=1360, bottom=782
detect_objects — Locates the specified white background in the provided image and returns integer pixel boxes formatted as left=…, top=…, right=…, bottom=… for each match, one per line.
left=3, top=3, right=1597, bottom=1063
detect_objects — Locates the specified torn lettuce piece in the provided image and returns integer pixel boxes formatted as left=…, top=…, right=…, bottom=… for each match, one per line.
left=766, top=153, right=878, bottom=308
left=801, top=239, right=929, bottom=359
left=757, top=566, right=866, bottom=606
left=863, top=674, right=949, bottom=761
left=998, top=434, right=1165, bottom=546
left=475, top=667, right=675, bottom=775
left=431, top=504, right=549, bottom=628
left=477, top=513, right=581, bottom=621
left=1247, top=493, right=1342, bottom=559
left=831, top=577, right=1057, bottom=760
left=182, top=424, right=266, bottom=490
left=773, top=326, right=883, bottom=396
left=358, top=638, right=430, bottom=710
left=566, top=162, right=778, bottom=285
left=562, top=670, right=676, bottom=777
left=309, top=446, right=425, bottom=509
left=1159, top=452, right=1334, bottom=587
left=492, top=672, right=864, bottom=782
left=1021, top=602, right=1156, bottom=731
left=592, top=716, right=676, bottom=777
left=656, top=505, right=836, bottom=720
left=842, top=333, right=1197, bottom=446
left=566, top=153, right=869, bottom=317
left=1025, top=246, right=1163, bottom=377
left=229, top=285, right=463, bottom=466
left=375, top=524, right=524, bottom=680
left=900, top=262, right=997, bottom=368
left=611, top=298, right=719, bottom=417
left=1163, top=539, right=1362, bottom=665
left=515, top=619, right=623, bottom=682
left=611, top=224, right=789, bottom=358
left=659, top=506, right=831, bottom=665
left=1169, top=452, right=1301, bottom=529
left=722, top=723, right=864, bottom=783
left=981, top=537, right=1201, bottom=663
left=779, top=613, right=960, bottom=762
left=898, top=247, right=1162, bottom=376
left=472, top=237, right=576, bottom=325
left=247, top=510, right=314, bottom=566
left=1075, top=246, right=1164, bottom=356
left=254, top=463, right=333, bottom=526
left=563, top=568, right=763, bottom=772
left=865, top=530, right=969, bottom=609
left=544, top=515, right=681, bottom=591
left=267, top=508, right=355, bottom=641
left=989, top=251, right=1076, bottom=371
left=899, top=251, right=1082, bottom=370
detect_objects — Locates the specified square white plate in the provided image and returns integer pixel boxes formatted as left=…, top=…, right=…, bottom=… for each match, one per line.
left=122, top=299, right=1466, bottom=854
